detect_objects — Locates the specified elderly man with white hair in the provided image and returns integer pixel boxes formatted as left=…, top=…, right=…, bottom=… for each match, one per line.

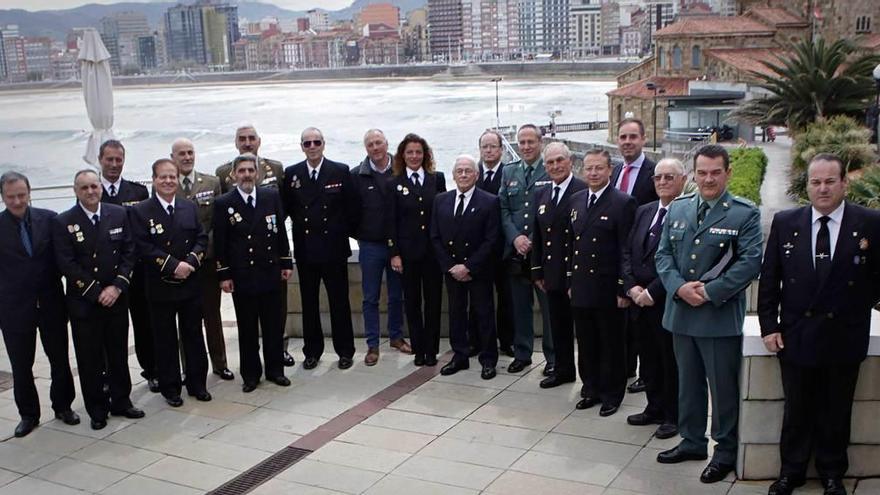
left=430, top=155, right=502, bottom=379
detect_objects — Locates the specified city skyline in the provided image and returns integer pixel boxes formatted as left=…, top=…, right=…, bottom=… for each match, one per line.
left=1, top=0, right=353, bottom=13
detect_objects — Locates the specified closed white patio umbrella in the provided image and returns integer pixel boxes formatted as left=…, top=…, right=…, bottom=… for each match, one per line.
left=79, top=28, right=115, bottom=166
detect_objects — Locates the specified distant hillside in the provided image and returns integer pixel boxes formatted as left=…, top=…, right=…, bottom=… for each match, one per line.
left=0, top=0, right=427, bottom=41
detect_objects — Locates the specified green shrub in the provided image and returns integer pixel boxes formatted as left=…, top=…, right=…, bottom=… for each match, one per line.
left=727, top=147, right=768, bottom=205
left=848, top=165, right=880, bottom=209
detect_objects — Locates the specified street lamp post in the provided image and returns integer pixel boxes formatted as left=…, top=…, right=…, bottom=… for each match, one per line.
left=646, top=82, right=665, bottom=152
left=491, top=77, right=502, bottom=129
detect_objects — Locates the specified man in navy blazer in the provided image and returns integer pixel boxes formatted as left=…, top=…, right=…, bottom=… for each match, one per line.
left=54, top=170, right=144, bottom=430
left=0, top=172, right=77, bottom=437
left=431, top=155, right=502, bottom=379
left=759, top=153, right=880, bottom=495
left=621, top=158, right=687, bottom=440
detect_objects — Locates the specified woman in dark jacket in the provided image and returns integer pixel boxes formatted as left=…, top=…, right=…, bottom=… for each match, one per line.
left=387, top=133, right=446, bottom=366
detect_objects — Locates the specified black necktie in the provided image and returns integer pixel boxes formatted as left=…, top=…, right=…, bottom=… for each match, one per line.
left=815, top=215, right=831, bottom=284
left=183, top=177, right=192, bottom=195
left=412, top=174, right=420, bottom=187
left=109, top=184, right=116, bottom=197
left=19, top=220, right=32, bottom=257
left=485, top=170, right=494, bottom=185
left=455, top=193, right=465, bottom=218
left=92, top=214, right=100, bottom=227
left=646, top=207, right=667, bottom=247
left=524, top=166, right=533, bottom=185
left=587, top=193, right=597, bottom=209
left=551, top=186, right=560, bottom=205
left=167, top=204, right=174, bottom=217
left=697, top=201, right=710, bottom=224
left=311, top=169, right=317, bottom=182
left=246, top=195, right=254, bottom=209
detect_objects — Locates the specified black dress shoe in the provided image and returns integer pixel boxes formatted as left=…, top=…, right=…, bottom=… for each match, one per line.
left=147, top=378, right=160, bottom=393
left=110, top=407, right=145, bottom=419
left=542, top=363, right=556, bottom=377
left=626, top=411, right=664, bottom=426
left=821, top=478, right=846, bottom=495
left=424, top=356, right=438, bottom=367
left=700, top=461, right=734, bottom=484
left=576, top=396, right=600, bottom=410
left=507, top=359, right=531, bottom=373
left=213, top=368, right=234, bottom=380
left=90, top=418, right=107, bottom=430
left=481, top=365, right=496, bottom=380
left=599, top=404, right=619, bottom=417
left=303, top=357, right=319, bottom=370
left=540, top=375, right=575, bottom=389
left=189, top=391, right=212, bottom=401
left=654, top=423, right=679, bottom=439
left=500, top=345, right=515, bottom=358
left=282, top=351, right=296, bottom=367
left=165, top=395, right=184, bottom=407
left=414, top=356, right=425, bottom=366
left=14, top=418, right=38, bottom=438
left=242, top=382, right=258, bottom=393
left=440, top=360, right=469, bottom=376
left=338, top=357, right=353, bottom=370
left=467, top=346, right=480, bottom=358
left=768, top=476, right=805, bottom=495
left=627, top=378, right=646, bottom=393
left=656, top=447, right=708, bottom=464
left=268, top=376, right=291, bottom=387
left=55, top=410, right=81, bottom=425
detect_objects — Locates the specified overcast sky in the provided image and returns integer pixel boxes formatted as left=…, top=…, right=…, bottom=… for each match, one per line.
left=0, top=0, right=353, bottom=11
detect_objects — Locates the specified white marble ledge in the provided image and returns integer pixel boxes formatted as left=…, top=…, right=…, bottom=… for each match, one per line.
left=742, top=311, right=880, bottom=357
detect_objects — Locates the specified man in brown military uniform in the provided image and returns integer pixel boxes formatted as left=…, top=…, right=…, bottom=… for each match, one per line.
left=215, top=125, right=295, bottom=367
left=173, top=138, right=233, bottom=381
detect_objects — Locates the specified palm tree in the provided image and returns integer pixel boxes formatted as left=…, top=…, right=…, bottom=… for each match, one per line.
left=730, top=38, right=880, bottom=133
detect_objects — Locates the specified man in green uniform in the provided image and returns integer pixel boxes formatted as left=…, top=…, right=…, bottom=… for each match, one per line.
left=654, top=144, right=762, bottom=484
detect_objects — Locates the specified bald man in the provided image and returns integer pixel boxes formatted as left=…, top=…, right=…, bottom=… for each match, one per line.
left=172, top=138, right=232, bottom=381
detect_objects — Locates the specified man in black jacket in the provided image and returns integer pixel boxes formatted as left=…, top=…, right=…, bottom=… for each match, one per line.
left=284, top=127, right=359, bottom=370
left=214, top=154, right=294, bottom=392
left=54, top=170, right=144, bottom=430
left=0, top=172, right=78, bottom=438
left=98, top=139, right=156, bottom=392
left=621, top=158, right=686, bottom=439
left=759, top=153, right=880, bottom=495
left=351, top=129, right=407, bottom=366
left=130, top=159, right=211, bottom=407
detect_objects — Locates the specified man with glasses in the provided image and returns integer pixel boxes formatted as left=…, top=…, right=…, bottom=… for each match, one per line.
left=622, top=158, right=687, bottom=439
left=283, top=127, right=360, bottom=370
left=215, top=125, right=295, bottom=367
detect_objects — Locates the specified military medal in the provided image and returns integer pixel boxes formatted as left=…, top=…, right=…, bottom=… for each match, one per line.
left=227, top=207, right=234, bottom=214
left=538, top=205, right=546, bottom=215
left=571, top=209, right=577, bottom=222
left=860, top=238, right=869, bottom=250
left=155, top=224, right=164, bottom=234
left=67, top=224, right=75, bottom=233
left=73, top=224, right=80, bottom=232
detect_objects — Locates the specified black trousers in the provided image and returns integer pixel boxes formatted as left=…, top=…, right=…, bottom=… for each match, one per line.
left=546, top=289, right=575, bottom=380
left=298, top=261, right=355, bottom=360
left=232, top=290, right=284, bottom=384
left=779, top=360, right=861, bottom=480
left=573, top=306, right=626, bottom=407
left=446, top=274, right=497, bottom=367
left=71, top=304, right=133, bottom=420
left=625, top=307, right=638, bottom=377
left=633, top=304, right=678, bottom=423
left=129, top=264, right=155, bottom=379
left=149, top=296, right=208, bottom=397
left=468, top=259, right=513, bottom=350
left=1, top=313, right=74, bottom=420
left=402, top=257, right=442, bottom=360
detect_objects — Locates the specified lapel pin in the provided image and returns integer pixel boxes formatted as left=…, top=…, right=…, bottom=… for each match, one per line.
left=860, top=238, right=869, bottom=250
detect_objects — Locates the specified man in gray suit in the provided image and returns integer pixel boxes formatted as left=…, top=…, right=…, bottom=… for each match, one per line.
left=654, top=144, right=762, bottom=484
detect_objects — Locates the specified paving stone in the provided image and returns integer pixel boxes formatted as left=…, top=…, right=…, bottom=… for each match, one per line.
left=0, top=476, right=88, bottom=495
left=276, top=459, right=384, bottom=494
left=336, top=424, right=435, bottom=454
left=418, top=436, right=526, bottom=469
left=510, top=451, right=621, bottom=486
left=610, top=466, right=731, bottom=494
left=392, top=454, right=503, bottom=490
left=31, top=458, right=127, bottom=493
left=855, top=358, right=880, bottom=401
left=851, top=401, right=880, bottom=443
left=308, top=440, right=411, bottom=473
left=138, top=457, right=239, bottom=490
left=100, top=474, right=202, bottom=495
left=484, top=470, right=604, bottom=495
left=364, top=475, right=480, bottom=495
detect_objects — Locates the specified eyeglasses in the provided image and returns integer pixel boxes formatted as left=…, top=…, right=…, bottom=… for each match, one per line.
left=652, top=173, right=680, bottom=182
left=302, top=140, right=323, bottom=148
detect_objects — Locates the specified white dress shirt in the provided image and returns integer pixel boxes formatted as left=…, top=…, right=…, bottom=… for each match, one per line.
left=407, top=167, right=424, bottom=185
left=237, top=186, right=256, bottom=207
left=551, top=173, right=574, bottom=204
left=614, top=153, right=645, bottom=196
left=101, top=176, right=122, bottom=196
left=79, top=202, right=102, bottom=224
left=454, top=186, right=476, bottom=215
left=157, top=195, right=176, bottom=216
left=307, top=157, right=325, bottom=180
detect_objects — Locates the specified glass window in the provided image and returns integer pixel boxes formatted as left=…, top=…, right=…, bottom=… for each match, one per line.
left=673, top=46, right=682, bottom=70
left=691, top=46, right=701, bottom=68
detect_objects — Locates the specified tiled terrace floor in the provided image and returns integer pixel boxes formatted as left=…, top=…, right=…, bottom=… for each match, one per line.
left=0, top=321, right=875, bottom=495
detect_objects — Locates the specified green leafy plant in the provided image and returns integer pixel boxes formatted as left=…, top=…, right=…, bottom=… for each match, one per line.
left=848, top=165, right=880, bottom=209
left=727, top=147, right=768, bottom=205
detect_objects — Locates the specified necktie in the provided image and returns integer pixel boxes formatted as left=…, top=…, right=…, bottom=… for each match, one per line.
left=167, top=204, right=174, bottom=217
left=246, top=195, right=254, bottom=209
left=815, top=216, right=831, bottom=283
left=412, top=174, right=420, bottom=187
left=587, top=193, right=597, bottom=209
left=311, top=169, right=318, bottom=182
left=524, top=166, right=533, bottom=185
left=618, top=164, right=634, bottom=193
left=551, top=186, right=560, bottom=205
left=109, top=184, right=116, bottom=197
left=19, top=220, right=32, bottom=257
left=646, top=207, right=667, bottom=246
left=92, top=213, right=100, bottom=227
left=485, top=170, right=494, bottom=185
left=697, top=201, right=710, bottom=224
left=183, top=177, right=192, bottom=195
left=455, top=193, right=465, bottom=218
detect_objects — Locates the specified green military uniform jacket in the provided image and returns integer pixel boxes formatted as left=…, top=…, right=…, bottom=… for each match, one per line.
left=655, top=190, right=763, bottom=337
left=215, top=157, right=284, bottom=193
left=498, top=157, right=550, bottom=259
left=177, top=170, right=221, bottom=259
